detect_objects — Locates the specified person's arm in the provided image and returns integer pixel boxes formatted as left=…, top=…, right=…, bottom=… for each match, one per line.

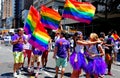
left=53, top=46, right=58, bottom=59
left=96, top=45, right=105, bottom=57
left=11, top=37, right=20, bottom=45
left=67, top=48, right=70, bottom=61
left=76, top=40, right=102, bottom=45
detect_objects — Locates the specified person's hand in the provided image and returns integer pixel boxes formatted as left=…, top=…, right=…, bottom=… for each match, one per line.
left=53, top=55, right=56, bottom=59
left=97, top=40, right=102, bottom=44
left=91, top=54, right=96, bottom=58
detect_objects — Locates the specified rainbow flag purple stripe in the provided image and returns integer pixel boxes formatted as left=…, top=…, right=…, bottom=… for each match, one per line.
left=40, top=5, right=62, bottom=30
left=28, top=21, right=51, bottom=51
left=62, top=0, right=96, bottom=24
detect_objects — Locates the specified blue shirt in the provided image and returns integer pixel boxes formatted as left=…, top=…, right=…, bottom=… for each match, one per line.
left=32, top=48, right=42, bottom=55
left=11, top=34, right=25, bottom=52
left=55, top=38, right=70, bottom=58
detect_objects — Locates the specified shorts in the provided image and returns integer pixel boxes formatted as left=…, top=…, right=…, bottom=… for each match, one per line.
left=13, top=51, right=24, bottom=63
left=31, top=55, right=41, bottom=62
left=56, top=57, right=67, bottom=68
left=23, top=49, right=32, bottom=58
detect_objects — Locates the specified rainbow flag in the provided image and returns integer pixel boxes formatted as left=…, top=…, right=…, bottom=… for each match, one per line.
left=28, top=21, right=51, bottom=51
left=62, top=0, right=96, bottom=24
left=24, top=6, right=40, bottom=34
left=111, top=34, right=119, bottom=41
left=40, top=5, right=62, bottom=30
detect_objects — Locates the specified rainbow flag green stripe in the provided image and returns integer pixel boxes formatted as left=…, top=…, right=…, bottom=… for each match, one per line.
left=62, top=0, right=96, bottom=24
left=24, top=6, right=40, bottom=34
left=40, top=5, right=61, bottom=30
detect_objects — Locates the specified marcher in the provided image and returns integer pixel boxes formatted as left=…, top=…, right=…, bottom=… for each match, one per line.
left=86, top=33, right=106, bottom=78
left=30, top=46, right=43, bottom=77
left=112, top=31, right=120, bottom=64
left=41, top=39, right=51, bottom=69
left=70, top=32, right=102, bottom=78
left=104, top=31, right=114, bottom=76
left=23, top=33, right=32, bottom=71
left=11, top=28, right=26, bottom=77
left=53, top=32, right=70, bottom=78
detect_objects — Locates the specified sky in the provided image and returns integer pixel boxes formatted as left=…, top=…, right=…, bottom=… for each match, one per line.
left=0, top=0, right=1, bottom=10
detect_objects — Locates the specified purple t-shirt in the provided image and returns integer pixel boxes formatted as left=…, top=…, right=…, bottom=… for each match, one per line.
left=11, top=34, right=25, bottom=52
left=32, top=48, right=42, bottom=55
left=55, top=38, right=70, bottom=58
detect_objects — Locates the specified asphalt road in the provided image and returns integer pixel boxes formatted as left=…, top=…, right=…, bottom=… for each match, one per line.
left=0, top=43, right=120, bottom=78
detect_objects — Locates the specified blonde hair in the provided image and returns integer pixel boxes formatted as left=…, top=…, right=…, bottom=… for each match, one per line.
left=90, top=33, right=99, bottom=41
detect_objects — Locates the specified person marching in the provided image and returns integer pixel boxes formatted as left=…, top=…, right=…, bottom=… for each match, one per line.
left=70, top=32, right=102, bottom=78
left=11, top=28, right=26, bottom=77
left=53, top=32, right=70, bottom=78
left=85, top=33, right=106, bottom=78
left=30, top=46, right=43, bottom=77
left=23, top=33, right=32, bottom=71
left=104, top=30, right=115, bottom=76
left=41, top=39, right=51, bottom=69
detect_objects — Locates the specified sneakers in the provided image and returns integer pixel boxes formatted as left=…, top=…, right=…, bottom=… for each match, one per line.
left=13, top=72, right=18, bottom=77
left=35, top=72, right=39, bottom=78
left=28, top=67, right=31, bottom=73
left=107, top=72, right=114, bottom=76
left=17, top=69, right=22, bottom=75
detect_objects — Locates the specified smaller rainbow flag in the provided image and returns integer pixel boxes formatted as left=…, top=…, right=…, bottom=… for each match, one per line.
left=62, top=0, right=96, bottom=24
left=111, top=33, right=119, bottom=41
left=28, top=21, right=51, bottom=51
left=24, top=6, right=40, bottom=34
left=40, top=5, right=62, bottom=30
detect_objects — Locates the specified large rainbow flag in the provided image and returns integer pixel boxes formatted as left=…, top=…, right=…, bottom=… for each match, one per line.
left=62, top=0, right=96, bottom=24
left=40, top=5, right=62, bottom=30
left=28, top=21, right=51, bottom=52
left=24, top=6, right=40, bottom=34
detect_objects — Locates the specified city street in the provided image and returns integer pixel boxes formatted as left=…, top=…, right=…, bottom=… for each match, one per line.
left=0, top=43, right=120, bottom=78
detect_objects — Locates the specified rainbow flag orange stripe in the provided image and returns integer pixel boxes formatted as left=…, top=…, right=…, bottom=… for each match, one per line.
left=62, top=0, right=96, bottom=24
left=24, top=6, right=40, bottom=34
left=40, top=5, right=62, bottom=30
left=111, top=34, right=119, bottom=41
left=28, top=21, right=51, bottom=51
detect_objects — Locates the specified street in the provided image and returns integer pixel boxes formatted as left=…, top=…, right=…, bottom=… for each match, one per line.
left=0, top=44, right=120, bottom=78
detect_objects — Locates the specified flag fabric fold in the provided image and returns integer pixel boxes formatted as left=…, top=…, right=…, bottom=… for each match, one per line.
left=111, top=33, right=119, bottom=41
left=24, top=6, right=40, bottom=34
left=40, top=5, right=62, bottom=30
left=28, top=21, right=51, bottom=52
left=62, top=0, right=96, bottom=24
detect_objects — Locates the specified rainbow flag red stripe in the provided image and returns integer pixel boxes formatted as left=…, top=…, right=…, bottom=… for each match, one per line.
left=40, top=5, right=62, bottom=30
left=28, top=21, right=51, bottom=51
left=62, top=0, right=96, bottom=24
left=111, top=34, right=119, bottom=41
left=24, top=6, right=40, bottom=34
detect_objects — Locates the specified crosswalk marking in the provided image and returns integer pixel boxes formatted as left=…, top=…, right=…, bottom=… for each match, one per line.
left=43, top=71, right=53, bottom=77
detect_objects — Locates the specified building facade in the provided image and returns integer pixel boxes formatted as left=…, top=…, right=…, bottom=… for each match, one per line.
left=22, top=0, right=33, bottom=24
left=1, top=0, right=15, bottom=29
left=34, top=0, right=120, bottom=36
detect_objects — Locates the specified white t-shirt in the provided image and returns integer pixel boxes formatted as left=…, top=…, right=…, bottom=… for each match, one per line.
left=23, top=34, right=32, bottom=50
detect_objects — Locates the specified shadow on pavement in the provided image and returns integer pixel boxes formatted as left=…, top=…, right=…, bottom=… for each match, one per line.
left=44, top=76, right=53, bottom=78
left=44, top=66, right=56, bottom=74
left=1, top=72, right=13, bottom=78
left=64, top=72, right=71, bottom=77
